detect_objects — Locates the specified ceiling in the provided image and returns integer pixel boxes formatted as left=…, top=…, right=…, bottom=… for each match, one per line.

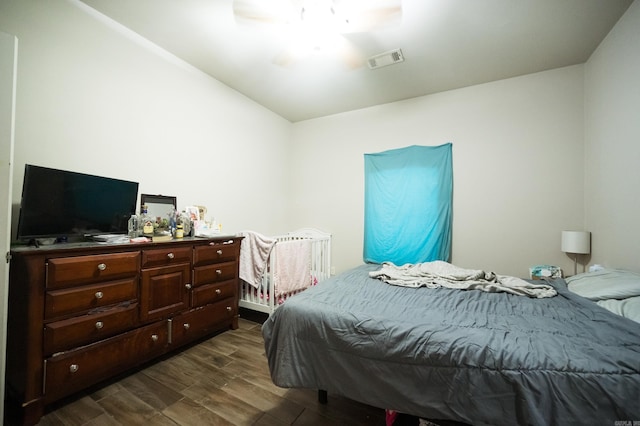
left=79, top=0, right=633, bottom=122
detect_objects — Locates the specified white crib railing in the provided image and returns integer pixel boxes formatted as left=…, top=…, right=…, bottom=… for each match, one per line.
left=239, top=228, right=331, bottom=315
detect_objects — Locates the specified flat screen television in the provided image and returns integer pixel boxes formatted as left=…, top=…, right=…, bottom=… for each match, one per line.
left=16, top=164, right=139, bottom=242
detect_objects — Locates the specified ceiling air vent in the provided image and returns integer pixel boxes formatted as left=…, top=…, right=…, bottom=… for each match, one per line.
left=367, top=48, right=404, bottom=70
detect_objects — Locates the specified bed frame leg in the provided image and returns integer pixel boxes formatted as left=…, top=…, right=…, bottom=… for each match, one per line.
left=318, top=389, right=328, bottom=404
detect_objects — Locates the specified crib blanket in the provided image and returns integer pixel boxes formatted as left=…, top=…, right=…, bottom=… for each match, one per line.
left=239, top=231, right=277, bottom=288
left=273, top=240, right=311, bottom=297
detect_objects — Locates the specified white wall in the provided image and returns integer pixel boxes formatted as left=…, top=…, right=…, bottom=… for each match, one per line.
left=290, top=66, right=586, bottom=276
left=1, top=0, right=636, bottom=279
left=0, top=0, right=292, bottom=237
left=0, top=30, right=18, bottom=423
left=584, top=0, right=640, bottom=272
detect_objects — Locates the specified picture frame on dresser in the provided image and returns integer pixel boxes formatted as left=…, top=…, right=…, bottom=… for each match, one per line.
left=140, top=194, right=177, bottom=220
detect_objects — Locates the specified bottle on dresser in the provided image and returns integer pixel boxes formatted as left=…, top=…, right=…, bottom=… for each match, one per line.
left=127, top=214, right=139, bottom=238
left=138, top=204, right=155, bottom=238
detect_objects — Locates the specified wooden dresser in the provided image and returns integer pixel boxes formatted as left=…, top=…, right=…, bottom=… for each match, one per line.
left=5, top=236, right=243, bottom=426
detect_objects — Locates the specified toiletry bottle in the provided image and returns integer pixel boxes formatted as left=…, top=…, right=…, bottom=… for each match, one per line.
left=139, top=205, right=154, bottom=238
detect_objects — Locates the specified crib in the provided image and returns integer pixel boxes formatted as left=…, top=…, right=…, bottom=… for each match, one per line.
left=239, top=228, right=331, bottom=314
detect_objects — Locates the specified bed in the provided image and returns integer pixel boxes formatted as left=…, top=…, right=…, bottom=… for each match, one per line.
left=262, top=263, right=640, bottom=426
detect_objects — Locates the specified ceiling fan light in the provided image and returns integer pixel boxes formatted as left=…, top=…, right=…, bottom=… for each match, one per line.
left=300, top=0, right=343, bottom=35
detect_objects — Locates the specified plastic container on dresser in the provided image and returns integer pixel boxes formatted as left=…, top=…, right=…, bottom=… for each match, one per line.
left=4, top=236, right=243, bottom=426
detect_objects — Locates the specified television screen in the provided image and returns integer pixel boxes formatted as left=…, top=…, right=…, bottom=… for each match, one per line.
left=16, top=164, right=139, bottom=241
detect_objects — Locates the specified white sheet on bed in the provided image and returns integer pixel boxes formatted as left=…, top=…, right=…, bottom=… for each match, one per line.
left=370, top=261, right=557, bottom=298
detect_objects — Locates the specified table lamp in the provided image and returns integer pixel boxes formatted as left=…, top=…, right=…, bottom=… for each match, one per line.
left=561, top=231, right=591, bottom=276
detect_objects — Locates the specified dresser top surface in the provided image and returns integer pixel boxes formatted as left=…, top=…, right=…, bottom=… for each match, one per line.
left=11, top=234, right=243, bottom=256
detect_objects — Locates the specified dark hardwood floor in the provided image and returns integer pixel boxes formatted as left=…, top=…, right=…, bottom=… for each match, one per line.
left=35, top=313, right=388, bottom=426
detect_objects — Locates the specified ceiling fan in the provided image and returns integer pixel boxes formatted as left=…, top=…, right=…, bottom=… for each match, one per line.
left=232, top=0, right=403, bottom=68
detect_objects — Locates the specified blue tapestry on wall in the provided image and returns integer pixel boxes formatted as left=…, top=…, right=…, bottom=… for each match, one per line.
left=364, top=143, right=453, bottom=265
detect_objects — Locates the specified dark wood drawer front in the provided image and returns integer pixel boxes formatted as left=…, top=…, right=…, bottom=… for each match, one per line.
left=192, top=261, right=237, bottom=286
left=171, top=300, right=236, bottom=346
left=44, top=320, right=168, bottom=404
left=47, top=252, right=140, bottom=289
left=45, top=277, right=137, bottom=320
left=193, top=240, right=240, bottom=266
left=191, top=280, right=236, bottom=307
left=140, top=263, right=191, bottom=322
left=142, top=247, right=191, bottom=268
left=44, top=303, right=138, bottom=356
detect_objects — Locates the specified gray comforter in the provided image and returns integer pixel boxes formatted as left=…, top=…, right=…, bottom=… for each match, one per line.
left=262, top=264, right=640, bottom=426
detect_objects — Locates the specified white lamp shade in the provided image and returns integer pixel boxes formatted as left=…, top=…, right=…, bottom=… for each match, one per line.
left=561, top=231, right=591, bottom=254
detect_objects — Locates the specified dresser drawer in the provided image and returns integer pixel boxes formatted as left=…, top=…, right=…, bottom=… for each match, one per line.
left=44, top=303, right=138, bottom=356
left=142, top=246, right=192, bottom=268
left=47, top=252, right=140, bottom=290
left=192, top=261, right=237, bottom=286
left=191, top=280, right=236, bottom=307
left=170, top=300, right=236, bottom=346
left=45, top=277, right=137, bottom=320
left=44, top=320, right=168, bottom=403
left=193, top=240, right=240, bottom=266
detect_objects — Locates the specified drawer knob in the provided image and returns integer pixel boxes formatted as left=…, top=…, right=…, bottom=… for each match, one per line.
left=95, top=321, right=104, bottom=330
left=185, top=283, right=192, bottom=290
left=167, top=252, right=175, bottom=259
left=97, top=263, right=106, bottom=271
left=151, top=334, right=158, bottom=342
left=216, top=250, right=223, bottom=255
left=216, top=269, right=222, bottom=275
left=69, top=364, right=79, bottom=373
left=226, top=306, right=232, bottom=312
left=183, top=323, right=190, bottom=330
left=95, top=291, right=104, bottom=299
left=215, top=289, right=221, bottom=295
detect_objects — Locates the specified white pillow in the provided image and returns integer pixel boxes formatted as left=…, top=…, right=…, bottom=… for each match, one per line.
left=566, top=269, right=640, bottom=300
left=597, top=296, right=640, bottom=323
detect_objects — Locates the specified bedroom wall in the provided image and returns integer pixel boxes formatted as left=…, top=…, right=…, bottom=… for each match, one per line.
left=1, top=0, right=634, bottom=279
left=289, top=66, right=586, bottom=277
left=584, top=0, right=640, bottom=273
left=0, top=0, right=292, bottom=237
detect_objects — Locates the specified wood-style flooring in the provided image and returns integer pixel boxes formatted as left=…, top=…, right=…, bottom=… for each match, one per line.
left=35, top=312, right=388, bottom=426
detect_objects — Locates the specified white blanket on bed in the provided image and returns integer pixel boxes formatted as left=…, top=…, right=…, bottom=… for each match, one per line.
left=370, top=261, right=557, bottom=298
left=239, top=231, right=277, bottom=289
